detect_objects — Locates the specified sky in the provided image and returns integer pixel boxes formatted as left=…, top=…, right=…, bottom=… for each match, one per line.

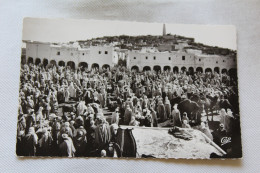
left=23, top=18, right=236, bottom=50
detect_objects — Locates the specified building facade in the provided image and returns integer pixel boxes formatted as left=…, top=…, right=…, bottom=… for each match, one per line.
left=127, top=48, right=237, bottom=74
left=23, top=41, right=119, bottom=70
left=23, top=39, right=237, bottom=75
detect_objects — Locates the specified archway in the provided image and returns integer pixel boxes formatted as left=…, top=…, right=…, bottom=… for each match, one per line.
left=143, top=66, right=151, bottom=71
left=163, top=66, right=171, bottom=71
left=79, top=62, right=88, bottom=70
left=28, top=57, right=33, bottom=64
left=67, top=61, right=75, bottom=70
left=35, top=58, right=41, bottom=65
left=91, top=63, right=99, bottom=70
left=205, top=68, right=212, bottom=73
left=181, top=66, right=187, bottom=72
left=153, top=65, right=161, bottom=72
left=58, top=61, right=65, bottom=67
left=214, top=67, right=220, bottom=74
left=50, top=60, right=57, bottom=66
left=221, top=68, right=227, bottom=74
left=102, top=64, right=110, bottom=70
left=196, top=67, right=203, bottom=73
left=131, top=66, right=139, bottom=72
left=173, top=66, right=179, bottom=73
left=188, top=67, right=194, bottom=75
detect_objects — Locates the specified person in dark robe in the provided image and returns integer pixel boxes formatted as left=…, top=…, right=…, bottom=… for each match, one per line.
left=125, top=97, right=134, bottom=110
left=105, top=142, right=122, bottom=158
left=74, top=115, right=84, bottom=129
left=86, top=120, right=98, bottom=157
left=124, top=105, right=133, bottom=125
left=51, top=121, right=61, bottom=156
left=143, top=110, right=153, bottom=127
left=57, top=88, right=65, bottom=103
left=21, top=97, right=28, bottom=114
left=73, top=128, right=87, bottom=157
left=84, top=90, right=92, bottom=106
left=141, top=95, right=149, bottom=109
left=22, top=127, right=38, bottom=156
left=16, top=129, right=25, bottom=156
left=50, top=97, right=59, bottom=114
left=157, top=100, right=166, bottom=122
left=84, top=113, right=94, bottom=130
left=26, top=96, right=34, bottom=111
left=25, top=109, right=36, bottom=134
left=37, top=127, right=53, bottom=156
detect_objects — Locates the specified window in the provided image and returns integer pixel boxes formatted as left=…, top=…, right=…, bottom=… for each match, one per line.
left=182, top=56, right=185, bottom=60
left=234, top=59, right=236, bottom=62
left=99, top=51, right=101, bottom=54
left=71, top=53, right=73, bottom=56
left=105, top=51, right=108, bottom=54
left=169, top=57, right=171, bottom=60
left=154, top=56, right=156, bottom=60
left=82, top=53, right=85, bottom=55
left=57, top=51, right=60, bottom=55
left=146, top=56, right=148, bottom=60
left=216, top=61, right=218, bottom=64
left=134, top=57, right=136, bottom=59
left=199, top=59, right=201, bottom=61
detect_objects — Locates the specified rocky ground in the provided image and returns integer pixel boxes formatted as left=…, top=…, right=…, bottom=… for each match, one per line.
left=131, top=127, right=222, bottom=159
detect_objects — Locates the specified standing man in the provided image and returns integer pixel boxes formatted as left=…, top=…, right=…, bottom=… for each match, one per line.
left=124, top=105, right=133, bottom=125
left=171, top=104, right=182, bottom=127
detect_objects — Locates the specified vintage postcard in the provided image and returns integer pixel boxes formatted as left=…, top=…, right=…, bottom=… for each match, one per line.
left=17, top=18, right=242, bottom=159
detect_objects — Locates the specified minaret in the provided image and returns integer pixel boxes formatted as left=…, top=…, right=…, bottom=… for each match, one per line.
left=163, top=23, right=166, bottom=36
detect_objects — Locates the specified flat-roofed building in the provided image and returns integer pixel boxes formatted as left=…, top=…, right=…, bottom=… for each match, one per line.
left=128, top=47, right=236, bottom=74
left=23, top=41, right=119, bottom=70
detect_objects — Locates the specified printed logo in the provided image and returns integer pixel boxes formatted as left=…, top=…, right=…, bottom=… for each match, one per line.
left=221, top=137, right=231, bottom=146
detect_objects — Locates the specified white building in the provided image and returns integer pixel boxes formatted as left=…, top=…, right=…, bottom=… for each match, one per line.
left=23, top=38, right=237, bottom=75
left=127, top=47, right=237, bottom=74
left=23, top=41, right=119, bottom=70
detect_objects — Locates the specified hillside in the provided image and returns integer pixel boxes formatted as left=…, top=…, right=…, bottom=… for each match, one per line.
left=77, top=34, right=236, bottom=56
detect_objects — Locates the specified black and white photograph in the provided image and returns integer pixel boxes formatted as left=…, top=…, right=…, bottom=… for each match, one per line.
left=16, top=18, right=242, bottom=159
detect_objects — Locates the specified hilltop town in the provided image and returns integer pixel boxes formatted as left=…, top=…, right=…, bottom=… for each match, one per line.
left=78, top=34, right=236, bottom=56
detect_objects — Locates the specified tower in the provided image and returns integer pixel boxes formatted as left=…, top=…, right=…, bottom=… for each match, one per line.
left=163, top=23, right=166, bottom=36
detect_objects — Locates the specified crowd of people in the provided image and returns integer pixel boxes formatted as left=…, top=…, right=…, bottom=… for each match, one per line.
left=16, top=61, right=240, bottom=157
